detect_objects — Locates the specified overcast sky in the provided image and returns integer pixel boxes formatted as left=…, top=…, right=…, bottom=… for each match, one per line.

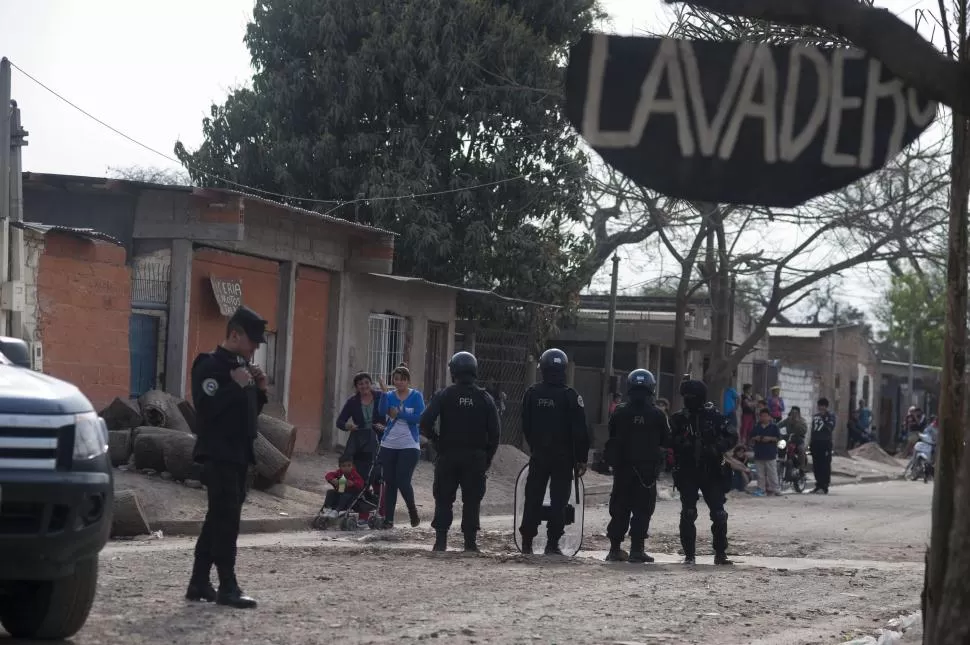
left=0, top=0, right=941, bottom=311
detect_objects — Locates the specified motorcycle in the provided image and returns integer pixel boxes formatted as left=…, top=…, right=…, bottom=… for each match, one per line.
left=906, top=431, right=936, bottom=483
left=776, top=437, right=808, bottom=493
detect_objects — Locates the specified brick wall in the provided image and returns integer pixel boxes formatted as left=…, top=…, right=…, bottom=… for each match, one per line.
left=186, top=247, right=280, bottom=393
left=35, top=232, right=131, bottom=410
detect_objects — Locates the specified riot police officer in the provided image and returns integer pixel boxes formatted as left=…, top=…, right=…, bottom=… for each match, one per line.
left=669, top=379, right=738, bottom=566
left=605, top=369, right=670, bottom=563
left=518, top=348, right=590, bottom=555
left=186, top=305, right=268, bottom=608
left=420, top=352, right=500, bottom=553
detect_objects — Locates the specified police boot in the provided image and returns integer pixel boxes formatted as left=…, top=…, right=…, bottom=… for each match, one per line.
left=680, top=508, right=698, bottom=565
left=216, top=569, right=257, bottom=609
left=433, top=531, right=448, bottom=552
left=544, top=536, right=564, bottom=556
left=605, top=537, right=628, bottom=562
left=520, top=535, right=534, bottom=555
left=185, top=559, right=217, bottom=602
left=712, top=510, right=732, bottom=565
left=628, top=538, right=654, bottom=564
left=463, top=533, right=479, bottom=553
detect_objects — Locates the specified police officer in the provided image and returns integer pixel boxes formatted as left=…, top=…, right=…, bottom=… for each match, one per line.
left=605, top=369, right=670, bottom=563
left=669, top=379, right=738, bottom=566
left=420, top=352, right=500, bottom=553
left=519, top=348, right=590, bottom=555
left=185, top=306, right=268, bottom=608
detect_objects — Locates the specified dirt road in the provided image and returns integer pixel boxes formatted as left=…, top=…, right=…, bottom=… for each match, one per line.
left=9, top=480, right=930, bottom=645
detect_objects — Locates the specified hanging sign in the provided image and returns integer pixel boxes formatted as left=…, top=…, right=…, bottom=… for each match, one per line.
left=209, top=277, right=242, bottom=317
left=565, top=34, right=937, bottom=207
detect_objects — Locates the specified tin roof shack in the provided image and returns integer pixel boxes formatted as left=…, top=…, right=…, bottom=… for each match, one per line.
left=767, top=324, right=882, bottom=450
left=13, top=222, right=131, bottom=411
left=552, top=294, right=769, bottom=435
left=879, top=359, right=941, bottom=449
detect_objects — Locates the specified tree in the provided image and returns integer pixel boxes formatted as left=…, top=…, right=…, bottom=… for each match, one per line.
left=877, top=270, right=946, bottom=366
left=175, top=0, right=605, bottom=323
left=658, top=1, right=969, bottom=641
left=107, top=165, right=190, bottom=186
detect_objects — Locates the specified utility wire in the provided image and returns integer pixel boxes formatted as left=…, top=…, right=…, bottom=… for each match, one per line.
left=8, top=59, right=583, bottom=214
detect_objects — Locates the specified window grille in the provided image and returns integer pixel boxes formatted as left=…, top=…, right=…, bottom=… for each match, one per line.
left=368, top=314, right=405, bottom=383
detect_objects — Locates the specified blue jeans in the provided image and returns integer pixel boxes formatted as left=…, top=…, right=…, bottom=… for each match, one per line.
left=380, top=448, right=420, bottom=523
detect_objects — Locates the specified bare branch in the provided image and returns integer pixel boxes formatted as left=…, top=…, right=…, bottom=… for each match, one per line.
left=664, top=0, right=970, bottom=114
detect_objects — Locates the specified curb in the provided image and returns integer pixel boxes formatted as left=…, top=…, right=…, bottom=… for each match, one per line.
left=152, top=515, right=316, bottom=537
left=829, top=474, right=901, bottom=487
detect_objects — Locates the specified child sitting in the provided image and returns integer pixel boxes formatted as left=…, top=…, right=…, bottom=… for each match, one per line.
left=323, top=457, right=366, bottom=517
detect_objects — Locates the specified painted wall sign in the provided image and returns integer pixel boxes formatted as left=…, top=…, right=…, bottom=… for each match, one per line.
left=565, top=34, right=937, bottom=207
left=209, top=276, right=243, bottom=317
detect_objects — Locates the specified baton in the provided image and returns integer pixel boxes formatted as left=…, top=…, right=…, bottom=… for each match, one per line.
left=573, top=465, right=580, bottom=504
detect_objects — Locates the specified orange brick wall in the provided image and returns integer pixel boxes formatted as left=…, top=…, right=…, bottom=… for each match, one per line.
left=186, top=247, right=280, bottom=393
left=36, top=233, right=131, bottom=410
left=289, top=266, right=332, bottom=453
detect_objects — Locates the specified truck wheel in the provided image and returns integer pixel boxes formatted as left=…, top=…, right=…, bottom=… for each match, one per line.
left=0, top=556, right=99, bottom=640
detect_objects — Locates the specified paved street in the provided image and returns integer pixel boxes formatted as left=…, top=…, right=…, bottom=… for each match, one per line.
left=9, top=480, right=925, bottom=645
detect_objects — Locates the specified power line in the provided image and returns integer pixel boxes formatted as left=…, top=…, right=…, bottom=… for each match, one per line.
left=8, top=59, right=584, bottom=214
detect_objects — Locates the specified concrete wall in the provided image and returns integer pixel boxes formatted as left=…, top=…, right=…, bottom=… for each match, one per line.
left=34, top=232, right=131, bottom=409
left=289, top=266, right=333, bottom=453
left=777, top=366, right=820, bottom=422
left=328, top=273, right=456, bottom=448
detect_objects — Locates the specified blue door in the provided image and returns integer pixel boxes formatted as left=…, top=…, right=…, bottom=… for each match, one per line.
left=129, top=314, right=159, bottom=399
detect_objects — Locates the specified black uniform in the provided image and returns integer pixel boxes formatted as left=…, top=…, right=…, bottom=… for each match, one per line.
left=669, top=380, right=737, bottom=565
left=518, top=349, right=589, bottom=555
left=421, top=380, right=500, bottom=550
left=810, top=409, right=836, bottom=493
left=187, top=306, right=267, bottom=607
left=605, top=371, right=670, bottom=563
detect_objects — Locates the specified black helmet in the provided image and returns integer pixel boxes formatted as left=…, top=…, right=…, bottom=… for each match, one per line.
left=449, top=351, right=478, bottom=381
left=626, top=369, right=656, bottom=395
left=679, top=379, right=708, bottom=410
left=539, top=348, right=568, bottom=384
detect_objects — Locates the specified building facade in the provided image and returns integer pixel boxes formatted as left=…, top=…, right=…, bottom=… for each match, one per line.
left=16, top=173, right=460, bottom=453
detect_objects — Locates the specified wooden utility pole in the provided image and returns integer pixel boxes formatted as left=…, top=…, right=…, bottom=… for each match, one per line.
left=601, top=255, right=619, bottom=423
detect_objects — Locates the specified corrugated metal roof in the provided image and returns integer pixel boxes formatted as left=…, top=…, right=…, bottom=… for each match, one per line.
left=767, top=323, right=861, bottom=338
left=11, top=221, right=123, bottom=246
left=22, top=172, right=397, bottom=237
left=367, top=274, right=560, bottom=308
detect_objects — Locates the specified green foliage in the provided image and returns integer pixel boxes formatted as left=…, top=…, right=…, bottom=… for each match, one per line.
left=876, top=270, right=945, bottom=365
left=175, top=0, right=600, bottom=323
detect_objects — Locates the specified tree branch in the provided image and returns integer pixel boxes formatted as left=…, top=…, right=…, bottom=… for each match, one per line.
left=664, top=0, right=966, bottom=113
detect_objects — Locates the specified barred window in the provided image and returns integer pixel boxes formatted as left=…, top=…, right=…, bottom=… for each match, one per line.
left=368, top=313, right=405, bottom=383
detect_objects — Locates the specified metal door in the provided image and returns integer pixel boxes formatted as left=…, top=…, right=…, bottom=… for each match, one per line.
left=129, top=314, right=159, bottom=398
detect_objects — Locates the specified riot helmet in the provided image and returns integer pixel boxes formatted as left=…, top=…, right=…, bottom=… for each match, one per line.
left=680, top=379, right=708, bottom=411
left=626, top=368, right=657, bottom=405
left=538, top=348, right=568, bottom=385
left=448, top=351, right=478, bottom=382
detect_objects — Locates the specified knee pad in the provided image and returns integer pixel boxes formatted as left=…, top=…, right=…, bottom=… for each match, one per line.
left=681, top=508, right=698, bottom=523
left=711, top=509, right=728, bottom=523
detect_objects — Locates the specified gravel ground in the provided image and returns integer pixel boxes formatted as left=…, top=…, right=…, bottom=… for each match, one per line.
left=5, top=480, right=929, bottom=645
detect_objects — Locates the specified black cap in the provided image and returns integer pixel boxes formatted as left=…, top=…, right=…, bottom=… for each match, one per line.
left=229, top=305, right=268, bottom=344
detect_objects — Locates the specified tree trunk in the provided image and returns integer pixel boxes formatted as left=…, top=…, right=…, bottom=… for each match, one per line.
left=99, top=398, right=143, bottom=430
left=132, top=433, right=167, bottom=472
left=137, top=390, right=192, bottom=433
left=672, top=296, right=690, bottom=410
left=252, top=433, right=290, bottom=485
left=258, top=414, right=297, bottom=458
left=108, top=430, right=133, bottom=467
left=925, top=111, right=970, bottom=643
left=111, top=490, right=152, bottom=537
left=161, top=433, right=202, bottom=482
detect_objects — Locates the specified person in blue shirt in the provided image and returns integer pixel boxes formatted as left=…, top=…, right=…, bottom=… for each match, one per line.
left=857, top=400, right=873, bottom=434
left=377, top=364, right=426, bottom=528
left=723, top=382, right=739, bottom=429
left=751, top=408, right=781, bottom=496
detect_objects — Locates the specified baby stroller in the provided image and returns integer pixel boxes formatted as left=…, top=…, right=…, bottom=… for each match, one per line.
left=312, top=445, right=388, bottom=531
